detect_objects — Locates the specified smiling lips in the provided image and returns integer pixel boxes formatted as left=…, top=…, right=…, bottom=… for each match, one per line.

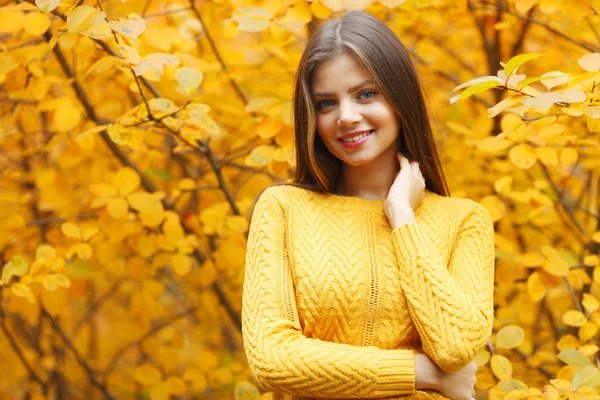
left=339, top=130, right=374, bottom=142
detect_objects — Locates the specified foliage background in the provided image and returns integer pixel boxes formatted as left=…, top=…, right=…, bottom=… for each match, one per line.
left=2, top=0, right=600, bottom=399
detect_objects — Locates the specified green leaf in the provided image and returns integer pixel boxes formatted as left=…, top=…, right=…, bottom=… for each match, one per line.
left=504, top=53, right=544, bottom=81
left=146, top=169, right=173, bottom=181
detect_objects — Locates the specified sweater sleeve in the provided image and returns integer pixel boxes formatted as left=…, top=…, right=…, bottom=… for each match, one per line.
left=242, top=188, right=416, bottom=399
left=392, top=201, right=495, bottom=373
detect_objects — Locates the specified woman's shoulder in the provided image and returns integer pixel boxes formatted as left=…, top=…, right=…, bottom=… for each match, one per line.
left=423, top=191, right=491, bottom=223
left=255, top=183, right=319, bottom=207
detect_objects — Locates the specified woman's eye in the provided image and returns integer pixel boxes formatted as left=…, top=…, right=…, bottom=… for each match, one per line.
left=317, top=100, right=335, bottom=109
left=359, top=90, right=376, bottom=99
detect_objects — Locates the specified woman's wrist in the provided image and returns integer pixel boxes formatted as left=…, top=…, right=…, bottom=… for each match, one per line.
left=414, top=354, right=442, bottom=391
left=385, top=201, right=416, bottom=229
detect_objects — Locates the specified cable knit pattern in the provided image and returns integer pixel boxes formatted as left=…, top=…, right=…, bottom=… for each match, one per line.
left=242, top=185, right=495, bottom=400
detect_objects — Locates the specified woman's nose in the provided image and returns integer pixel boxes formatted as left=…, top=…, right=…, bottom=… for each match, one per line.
left=337, top=101, right=362, bottom=128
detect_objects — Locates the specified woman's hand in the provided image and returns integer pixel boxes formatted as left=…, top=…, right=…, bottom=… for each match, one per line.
left=415, top=354, right=477, bottom=400
left=434, top=362, right=478, bottom=400
left=384, top=151, right=425, bottom=229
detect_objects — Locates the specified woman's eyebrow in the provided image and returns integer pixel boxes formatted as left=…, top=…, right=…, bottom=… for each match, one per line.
left=313, top=79, right=374, bottom=97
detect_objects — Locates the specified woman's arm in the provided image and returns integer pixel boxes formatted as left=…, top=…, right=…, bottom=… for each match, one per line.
left=243, top=187, right=417, bottom=399
left=390, top=201, right=495, bottom=373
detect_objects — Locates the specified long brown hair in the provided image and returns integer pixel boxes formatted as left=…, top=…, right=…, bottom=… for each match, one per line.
left=248, top=11, right=449, bottom=223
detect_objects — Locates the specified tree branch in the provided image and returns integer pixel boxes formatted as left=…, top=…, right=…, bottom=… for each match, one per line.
left=42, top=309, right=114, bottom=399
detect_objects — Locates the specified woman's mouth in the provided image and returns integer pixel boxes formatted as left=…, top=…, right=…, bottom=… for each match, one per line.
left=339, top=130, right=374, bottom=148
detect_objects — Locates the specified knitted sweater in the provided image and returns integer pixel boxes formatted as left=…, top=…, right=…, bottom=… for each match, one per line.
left=242, top=185, right=495, bottom=400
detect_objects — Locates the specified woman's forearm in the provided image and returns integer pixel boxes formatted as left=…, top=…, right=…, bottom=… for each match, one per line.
left=414, top=354, right=442, bottom=390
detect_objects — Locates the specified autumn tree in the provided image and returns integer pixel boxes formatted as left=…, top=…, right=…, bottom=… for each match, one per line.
left=1, top=0, right=600, bottom=399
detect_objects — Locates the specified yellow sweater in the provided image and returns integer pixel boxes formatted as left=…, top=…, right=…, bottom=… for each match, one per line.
left=242, top=185, right=495, bottom=400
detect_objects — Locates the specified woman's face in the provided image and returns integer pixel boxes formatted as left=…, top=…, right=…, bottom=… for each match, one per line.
left=311, top=52, right=400, bottom=168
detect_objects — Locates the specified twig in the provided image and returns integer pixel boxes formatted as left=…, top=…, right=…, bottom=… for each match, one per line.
left=71, top=278, right=125, bottom=339
left=42, top=309, right=114, bottom=399
left=0, top=312, right=47, bottom=391
left=188, top=0, right=248, bottom=104
left=102, top=306, right=197, bottom=379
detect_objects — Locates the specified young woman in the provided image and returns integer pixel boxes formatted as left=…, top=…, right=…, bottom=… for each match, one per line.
left=241, top=11, right=495, bottom=400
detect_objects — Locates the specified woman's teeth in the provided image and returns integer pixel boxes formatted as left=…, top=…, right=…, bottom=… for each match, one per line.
left=341, top=130, right=373, bottom=142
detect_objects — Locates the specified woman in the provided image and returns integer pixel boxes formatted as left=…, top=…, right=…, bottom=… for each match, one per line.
left=241, top=10, right=495, bottom=400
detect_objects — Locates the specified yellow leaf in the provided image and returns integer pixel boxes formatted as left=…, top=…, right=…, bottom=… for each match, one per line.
left=504, top=53, right=544, bottom=80
left=43, top=273, right=71, bottom=291
left=107, top=197, right=129, bottom=219
left=527, top=272, right=547, bottom=301
left=61, top=222, right=81, bottom=239
left=0, top=10, right=24, bottom=34
left=134, top=363, right=162, bottom=387
left=118, top=44, right=141, bottom=65
left=490, top=354, right=513, bottom=381
left=149, top=98, right=178, bottom=113
left=245, top=97, right=282, bottom=113
left=536, top=147, right=559, bottom=166
left=496, top=325, right=525, bottom=349
left=557, top=334, right=580, bottom=350
left=54, top=106, right=81, bottom=132
left=479, top=195, right=505, bottom=222
left=579, top=321, right=598, bottom=342
left=176, top=67, right=203, bottom=96
left=149, top=381, right=170, bottom=400
left=23, top=12, right=51, bottom=36
left=75, top=243, right=93, bottom=260
left=578, top=53, right=600, bottom=73
left=245, top=145, right=276, bottom=166
left=497, top=379, right=528, bottom=393
left=171, top=254, right=192, bottom=276
left=113, top=167, right=140, bottom=196
left=456, top=80, right=502, bottom=103
left=128, top=192, right=165, bottom=227
left=543, top=255, right=570, bottom=277
left=11, top=283, right=35, bottom=304
left=516, top=252, right=545, bottom=268
left=583, top=255, right=599, bottom=267
left=178, top=178, right=195, bottom=191
left=560, top=147, right=578, bottom=166
left=67, top=5, right=104, bottom=34
left=472, top=349, right=491, bottom=367
left=494, top=176, right=513, bottom=195
left=563, top=310, right=588, bottom=328
left=310, top=1, right=333, bottom=18
left=108, top=17, right=146, bottom=38
left=509, top=143, right=537, bottom=169
left=35, top=0, right=61, bottom=13
left=166, top=376, right=186, bottom=395
left=573, top=366, right=600, bottom=390
left=475, top=370, right=496, bottom=390
left=85, top=56, right=125, bottom=77
left=81, top=20, right=112, bottom=40
left=75, top=124, right=109, bottom=141
left=592, top=231, right=600, bottom=243
left=235, top=381, right=261, bottom=400
left=2, top=256, right=28, bottom=285
left=503, top=389, right=530, bottom=400
left=132, top=53, right=180, bottom=77
left=477, top=136, right=511, bottom=153
left=557, top=348, right=592, bottom=368
left=583, top=294, right=599, bottom=313
left=578, top=344, right=599, bottom=356
left=543, top=384, right=560, bottom=400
